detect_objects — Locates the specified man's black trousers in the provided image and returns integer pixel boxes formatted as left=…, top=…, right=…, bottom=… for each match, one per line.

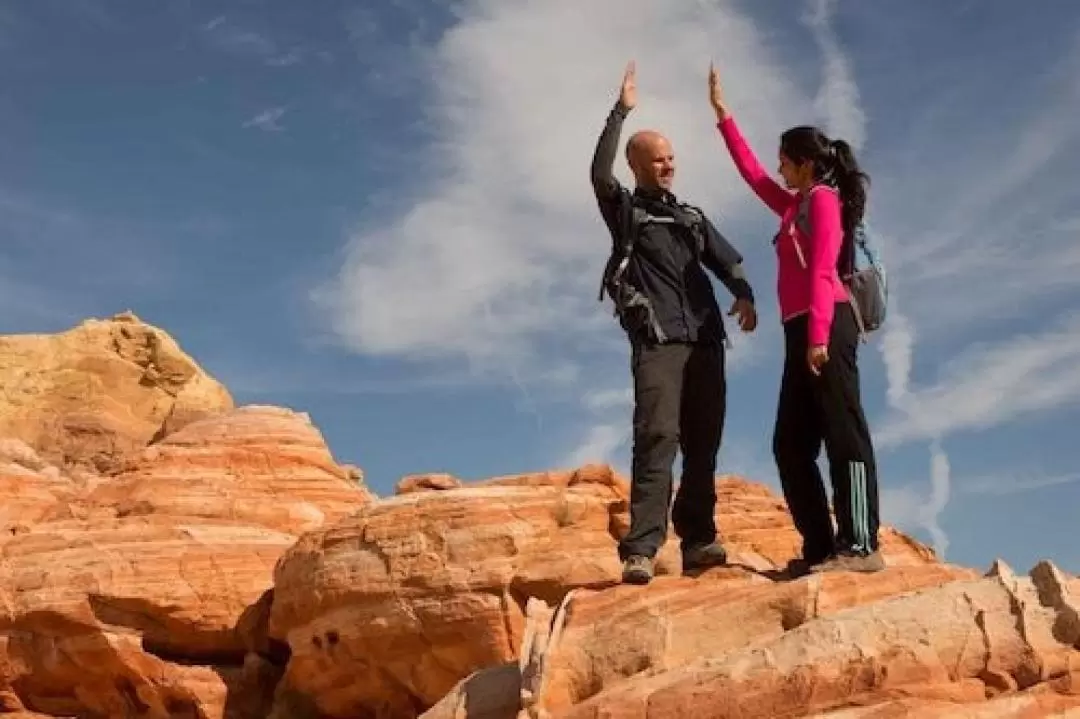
left=774, top=302, right=881, bottom=563
left=618, top=340, right=724, bottom=561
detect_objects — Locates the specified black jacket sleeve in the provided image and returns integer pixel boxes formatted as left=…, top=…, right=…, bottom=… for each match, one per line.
left=590, top=100, right=630, bottom=200
left=701, top=217, right=755, bottom=303
left=590, top=101, right=633, bottom=245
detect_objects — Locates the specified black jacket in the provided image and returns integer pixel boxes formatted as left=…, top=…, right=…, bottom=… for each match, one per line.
left=590, top=101, right=755, bottom=347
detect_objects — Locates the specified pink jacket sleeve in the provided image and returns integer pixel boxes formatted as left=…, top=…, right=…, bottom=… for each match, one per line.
left=806, top=186, right=844, bottom=347
left=716, top=116, right=793, bottom=216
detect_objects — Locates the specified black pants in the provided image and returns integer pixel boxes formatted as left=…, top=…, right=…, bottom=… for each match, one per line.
left=773, top=302, right=880, bottom=563
left=618, top=340, right=725, bottom=560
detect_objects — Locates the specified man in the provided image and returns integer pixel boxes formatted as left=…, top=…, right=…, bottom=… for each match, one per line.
left=590, top=61, right=758, bottom=585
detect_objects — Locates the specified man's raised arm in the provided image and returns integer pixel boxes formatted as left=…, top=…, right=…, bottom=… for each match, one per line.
left=590, top=61, right=636, bottom=201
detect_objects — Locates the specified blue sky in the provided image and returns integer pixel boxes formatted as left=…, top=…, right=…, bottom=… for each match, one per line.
left=2, top=0, right=1078, bottom=574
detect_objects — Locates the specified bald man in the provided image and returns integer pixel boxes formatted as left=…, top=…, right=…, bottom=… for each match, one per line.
left=591, top=61, right=758, bottom=585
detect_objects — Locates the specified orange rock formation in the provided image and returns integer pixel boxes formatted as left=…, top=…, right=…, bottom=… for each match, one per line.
left=0, top=315, right=1076, bottom=718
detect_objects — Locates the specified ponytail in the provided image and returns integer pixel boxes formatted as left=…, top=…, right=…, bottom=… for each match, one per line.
left=828, top=139, right=870, bottom=241
left=779, top=125, right=872, bottom=256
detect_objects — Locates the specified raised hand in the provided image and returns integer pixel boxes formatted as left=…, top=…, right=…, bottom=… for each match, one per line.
left=708, top=62, right=727, bottom=120
left=619, top=61, right=637, bottom=111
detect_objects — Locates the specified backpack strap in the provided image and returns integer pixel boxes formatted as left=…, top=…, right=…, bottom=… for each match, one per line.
left=675, top=202, right=707, bottom=256
left=794, top=185, right=868, bottom=342
left=596, top=198, right=676, bottom=301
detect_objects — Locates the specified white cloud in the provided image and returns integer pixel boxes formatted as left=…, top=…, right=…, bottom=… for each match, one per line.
left=876, top=311, right=1080, bottom=447
left=200, top=15, right=303, bottom=68
left=560, top=422, right=628, bottom=472
left=802, top=0, right=866, bottom=150
left=581, top=388, right=633, bottom=414
left=317, top=0, right=820, bottom=370
left=864, top=28, right=1080, bottom=556
left=879, top=309, right=914, bottom=408
left=552, top=0, right=864, bottom=483
left=242, top=106, right=287, bottom=132
left=881, top=441, right=951, bottom=557
left=877, top=31, right=1080, bottom=341
left=962, top=470, right=1080, bottom=497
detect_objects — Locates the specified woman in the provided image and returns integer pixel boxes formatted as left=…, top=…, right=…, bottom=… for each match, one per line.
left=707, top=64, right=883, bottom=574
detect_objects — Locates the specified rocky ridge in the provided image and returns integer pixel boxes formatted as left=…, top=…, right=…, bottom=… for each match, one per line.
left=0, top=313, right=1076, bottom=718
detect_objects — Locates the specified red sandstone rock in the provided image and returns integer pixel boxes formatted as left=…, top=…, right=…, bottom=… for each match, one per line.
left=3, top=313, right=1076, bottom=719
left=0, top=517, right=294, bottom=717
left=0, top=440, right=75, bottom=533
left=525, top=564, right=978, bottom=715
left=269, top=465, right=630, bottom=718
left=81, top=405, right=373, bottom=533
left=557, top=560, right=1080, bottom=719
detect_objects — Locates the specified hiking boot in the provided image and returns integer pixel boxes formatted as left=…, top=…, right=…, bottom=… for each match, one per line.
left=621, top=555, right=654, bottom=584
left=682, top=541, right=728, bottom=571
left=810, top=550, right=885, bottom=574
left=784, top=554, right=832, bottom=578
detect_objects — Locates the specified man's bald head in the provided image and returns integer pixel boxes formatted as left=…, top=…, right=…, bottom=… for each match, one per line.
left=625, top=129, right=676, bottom=191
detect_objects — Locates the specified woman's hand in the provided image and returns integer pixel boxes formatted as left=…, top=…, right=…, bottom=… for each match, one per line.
left=807, top=345, right=829, bottom=376
left=708, top=63, right=728, bottom=121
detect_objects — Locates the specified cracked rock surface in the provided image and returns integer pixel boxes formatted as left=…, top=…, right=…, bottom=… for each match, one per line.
left=550, top=560, right=1080, bottom=719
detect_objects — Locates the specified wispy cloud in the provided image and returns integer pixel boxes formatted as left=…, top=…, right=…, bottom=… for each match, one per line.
left=242, top=106, right=287, bottom=133
left=560, top=423, right=628, bottom=471
left=316, top=0, right=818, bottom=372
left=802, top=0, right=866, bottom=150
left=961, top=470, right=1080, bottom=497
left=266, top=48, right=303, bottom=67
left=200, top=16, right=303, bottom=68
left=581, top=388, right=633, bottom=414
left=863, top=24, right=1080, bottom=557
left=880, top=442, right=951, bottom=555
left=879, top=29, right=1080, bottom=340
left=877, top=311, right=1080, bottom=447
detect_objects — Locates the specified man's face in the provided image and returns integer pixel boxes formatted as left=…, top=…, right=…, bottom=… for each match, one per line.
left=629, top=132, right=675, bottom=191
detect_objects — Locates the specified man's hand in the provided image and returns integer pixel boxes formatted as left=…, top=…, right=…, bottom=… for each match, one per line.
left=708, top=62, right=728, bottom=120
left=619, top=61, right=637, bottom=111
left=728, top=298, right=757, bottom=333
left=807, top=345, right=829, bottom=375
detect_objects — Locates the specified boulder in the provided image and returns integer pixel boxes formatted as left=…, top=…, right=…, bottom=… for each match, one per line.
left=0, top=312, right=233, bottom=473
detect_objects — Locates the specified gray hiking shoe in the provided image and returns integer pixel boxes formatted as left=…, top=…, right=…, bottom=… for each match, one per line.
left=621, top=555, right=654, bottom=584
left=810, top=550, right=886, bottom=574
left=682, top=541, right=728, bottom=571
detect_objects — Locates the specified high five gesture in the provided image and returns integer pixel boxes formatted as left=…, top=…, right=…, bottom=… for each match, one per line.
left=619, top=61, right=637, bottom=112
left=708, top=62, right=728, bottom=121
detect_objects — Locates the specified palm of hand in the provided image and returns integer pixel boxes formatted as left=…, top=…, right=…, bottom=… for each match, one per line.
left=620, top=61, right=637, bottom=109
left=708, top=64, right=724, bottom=110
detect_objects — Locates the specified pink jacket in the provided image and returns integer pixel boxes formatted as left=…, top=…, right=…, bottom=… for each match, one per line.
left=716, top=115, right=848, bottom=347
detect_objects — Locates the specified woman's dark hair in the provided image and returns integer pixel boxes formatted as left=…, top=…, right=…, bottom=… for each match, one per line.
left=779, top=125, right=870, bottom=241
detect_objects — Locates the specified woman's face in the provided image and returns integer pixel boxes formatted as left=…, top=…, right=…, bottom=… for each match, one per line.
left=778, top=151, right=813, bottom=190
